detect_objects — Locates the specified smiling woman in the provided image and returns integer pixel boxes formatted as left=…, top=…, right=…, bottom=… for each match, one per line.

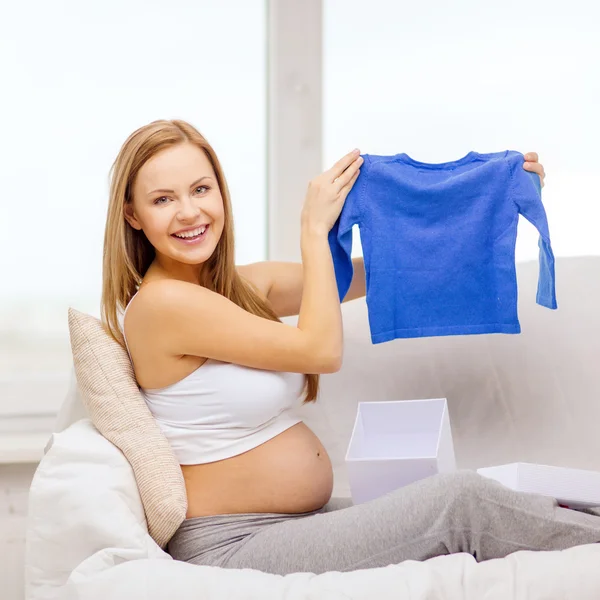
left=101, top=119, right=351, bottom=527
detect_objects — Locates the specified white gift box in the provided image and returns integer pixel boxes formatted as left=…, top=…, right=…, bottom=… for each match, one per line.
left=345, top=398, right=457, bottom=504
left=477, top=462, right=600, bottom=509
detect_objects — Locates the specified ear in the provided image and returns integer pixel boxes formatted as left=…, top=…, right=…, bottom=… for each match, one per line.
left=124, top=203, right=143, bottom=231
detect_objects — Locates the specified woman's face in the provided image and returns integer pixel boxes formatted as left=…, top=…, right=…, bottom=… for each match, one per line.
left=125, top=142, right=225, bottom=279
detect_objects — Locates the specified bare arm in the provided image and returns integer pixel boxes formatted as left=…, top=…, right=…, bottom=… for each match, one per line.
left=239, top=256, right=366, bottom=318
left=135, top=235, right=340, bottom=374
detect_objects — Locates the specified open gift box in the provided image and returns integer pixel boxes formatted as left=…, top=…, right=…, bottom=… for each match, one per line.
left=477, top=462, right=600, bottom=509
left=345, top=398, right=457, bottom=504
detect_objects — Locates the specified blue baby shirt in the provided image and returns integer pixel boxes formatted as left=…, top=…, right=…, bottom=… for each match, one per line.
left=328, top=150, right=557, bottom=343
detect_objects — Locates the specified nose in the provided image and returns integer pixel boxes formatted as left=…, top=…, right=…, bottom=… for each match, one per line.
left=176, top=195, right=202, bottom=222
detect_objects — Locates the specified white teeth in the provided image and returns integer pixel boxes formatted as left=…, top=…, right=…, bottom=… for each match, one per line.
left=174, top=225, right=207, bottom=239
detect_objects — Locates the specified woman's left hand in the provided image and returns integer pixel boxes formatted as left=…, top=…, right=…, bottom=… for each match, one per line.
left=522, top=152, right=546, bottom=188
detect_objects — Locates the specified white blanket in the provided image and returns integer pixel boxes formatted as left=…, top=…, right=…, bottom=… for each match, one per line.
left=25, top=420, right=600, bottom=600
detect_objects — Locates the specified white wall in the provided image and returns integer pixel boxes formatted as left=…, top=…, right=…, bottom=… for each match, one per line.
left=323, top=0, right=600, bottom=260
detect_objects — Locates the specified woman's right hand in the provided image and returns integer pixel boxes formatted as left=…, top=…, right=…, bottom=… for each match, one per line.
left=301, top=149, right=363, bottom=235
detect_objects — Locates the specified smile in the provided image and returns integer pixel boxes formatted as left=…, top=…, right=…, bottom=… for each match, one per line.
left=171, top=224, right=210, bottom=244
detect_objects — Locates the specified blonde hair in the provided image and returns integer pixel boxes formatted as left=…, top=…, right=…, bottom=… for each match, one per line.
left=101, top=119, right=318, bottom=404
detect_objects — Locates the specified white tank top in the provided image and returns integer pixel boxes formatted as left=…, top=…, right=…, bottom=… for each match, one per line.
left=121, top=292, right=305, bottom=465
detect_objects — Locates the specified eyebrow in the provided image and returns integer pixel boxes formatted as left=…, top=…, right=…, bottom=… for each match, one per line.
left=147, top=176, right=212, bottom=196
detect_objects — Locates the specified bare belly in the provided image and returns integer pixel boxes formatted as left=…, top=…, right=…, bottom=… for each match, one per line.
left=181, top=422, right=334, bottom=518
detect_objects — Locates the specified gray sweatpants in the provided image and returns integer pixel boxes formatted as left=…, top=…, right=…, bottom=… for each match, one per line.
left=167, top=471, right=600, bottom=575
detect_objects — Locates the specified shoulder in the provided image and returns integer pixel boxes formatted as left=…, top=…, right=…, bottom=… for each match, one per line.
left=139, top=277, right=192, bottom=302
left=124, top=280, right=213, bottom=356
left=126, top=279, right=201, bottom=323
left=127, top=267, right=274, bottom=323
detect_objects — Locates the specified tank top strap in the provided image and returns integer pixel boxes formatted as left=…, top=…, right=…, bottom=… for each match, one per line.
left=122, top=290, right=140, bottom=362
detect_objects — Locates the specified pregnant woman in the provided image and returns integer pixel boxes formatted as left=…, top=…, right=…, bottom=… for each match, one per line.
left=101, top=118, right=600, bottom=575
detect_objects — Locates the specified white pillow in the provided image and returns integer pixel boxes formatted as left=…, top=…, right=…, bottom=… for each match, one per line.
left=25, top=419, right=170, bottom=599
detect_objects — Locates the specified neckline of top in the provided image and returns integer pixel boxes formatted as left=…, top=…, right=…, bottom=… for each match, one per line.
left=396, top=150, right=508, bottom=170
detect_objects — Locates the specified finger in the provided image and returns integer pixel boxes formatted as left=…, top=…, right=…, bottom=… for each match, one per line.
left=524, top=152, right=538, bottom=162
left=339, top=168, right=360, bottom=196
left=524, top=161, right=542, bottom=173
left=329, top=149, right=361, bottom=179
left=524, top=162, right=545, bottom=180
left=523, top=162, right=546, bottom=188
left=334, top=157, right=363, bottom=189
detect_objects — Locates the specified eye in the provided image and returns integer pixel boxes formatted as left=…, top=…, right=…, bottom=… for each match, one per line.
left=195, top=185, right=210, bottom=194
left=154, top=196, right=169, bottom=205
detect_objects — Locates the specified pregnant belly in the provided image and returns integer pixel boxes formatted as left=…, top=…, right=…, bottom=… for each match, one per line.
left=181, top=422, right=334, bottom=518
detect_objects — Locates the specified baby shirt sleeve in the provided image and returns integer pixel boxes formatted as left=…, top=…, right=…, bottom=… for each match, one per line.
left=327, top=155, right=367, bottom=302
left=508, top=154, right=558, bottom=309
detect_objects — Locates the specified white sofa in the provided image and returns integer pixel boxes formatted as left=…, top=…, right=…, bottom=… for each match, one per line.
left=25, top=256, right=600, bottom=600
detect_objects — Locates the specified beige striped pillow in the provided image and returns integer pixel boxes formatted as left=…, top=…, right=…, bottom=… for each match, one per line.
left=67, top=308, right=187, bottom=548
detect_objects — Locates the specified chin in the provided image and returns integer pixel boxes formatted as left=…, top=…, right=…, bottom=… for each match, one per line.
left=176, top=247, right=216, bottom=266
